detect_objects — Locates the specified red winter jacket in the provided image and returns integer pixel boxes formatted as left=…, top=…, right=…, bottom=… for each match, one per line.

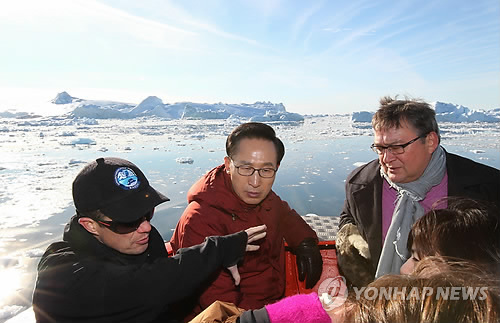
left=170, top=164, right=317, bottom=319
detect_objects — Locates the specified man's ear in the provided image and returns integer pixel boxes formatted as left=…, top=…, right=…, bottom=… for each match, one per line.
left=426, top=131, right=440, bottom=153
left=78, top=217, right=100, bottom=235
left=224, top=156, right=231, bottom=174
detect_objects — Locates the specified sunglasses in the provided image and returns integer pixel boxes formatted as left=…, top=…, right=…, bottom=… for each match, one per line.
left=96, top=209, right=155, bottom=234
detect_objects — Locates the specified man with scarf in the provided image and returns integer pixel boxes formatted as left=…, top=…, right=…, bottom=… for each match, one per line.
left=32, top=157, right=267, bottom=323
left=337, top=96, right=500, bottom=287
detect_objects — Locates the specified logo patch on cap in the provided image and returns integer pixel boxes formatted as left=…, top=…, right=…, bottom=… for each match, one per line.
left=114, top=167, right=140, bottom=190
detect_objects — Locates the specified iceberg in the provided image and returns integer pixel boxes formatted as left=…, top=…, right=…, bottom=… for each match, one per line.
left=181, top=105, right=231, bottom=120
left=51, top=91, right=81, bottom=104
left=176, top=157, right=194, bottom=164
left=433, top=101, right=499, bottom=123
left=128, top=96, right=165, bottom=117
left=249, top=110, right=304, bottom=122
left=351, top=101, right=499, bottom=124
left=44, top=93, right=304, bottom=122
left=351, top=111, right=373, bottom=123
left=72, top=103, right=135, bottom=119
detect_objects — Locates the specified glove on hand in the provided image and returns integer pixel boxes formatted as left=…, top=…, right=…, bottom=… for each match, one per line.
left=295, top=238, right=323, bottom=289
left=336, top=223, right=375, bottom=287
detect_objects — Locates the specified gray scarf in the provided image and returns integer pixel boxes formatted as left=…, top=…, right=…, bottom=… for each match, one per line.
left=375, top=145, right=446, bottom=277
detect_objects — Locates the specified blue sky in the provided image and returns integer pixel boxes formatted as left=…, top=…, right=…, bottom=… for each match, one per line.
left=0, top=0, right=499, bottom=114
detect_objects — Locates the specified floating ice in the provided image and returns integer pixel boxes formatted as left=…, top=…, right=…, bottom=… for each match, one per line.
left=189, top=134, right=206, bottom=140
left=470, top=150, right=485, bottom=154
left=176, top=157, right=194, bottom=164
left=434, top=102, right=499, bottom=123
left=353, top=162, right=368, bottom=167
left=249, top=111, right=304, bottom=122
left=4, top=92, right=305, bottom=121
left=58, top=131, right=75, bottom=137
left=351, top=111, right=373, bottom=122
left=74, top=118, right=98, bottom=125
left=69, top=159, right=86, bottom=165
left=65, top=138, right=96, bottom=145
left=138, top=130, right=163, bottom=136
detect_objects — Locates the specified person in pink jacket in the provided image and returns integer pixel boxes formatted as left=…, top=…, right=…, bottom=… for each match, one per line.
left=170, top=122, right=322, bottom=321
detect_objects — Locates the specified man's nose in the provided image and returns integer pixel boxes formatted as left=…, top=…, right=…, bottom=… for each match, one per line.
left=248, top=171, right=261, bottom=187
left=137, top=219, right=152, bottom=233
left=382, top=148, right=396, bottom=163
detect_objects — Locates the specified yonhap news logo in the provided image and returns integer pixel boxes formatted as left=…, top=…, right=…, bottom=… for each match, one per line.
left=318, top=276, right=348, bottom=310
left=317, top=275, right=490, bottom=311
left=352, top=285, right=489, bottom=301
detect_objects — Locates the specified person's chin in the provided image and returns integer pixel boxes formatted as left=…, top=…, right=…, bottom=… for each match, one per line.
left=242, top=194, right=263, bottom=205
left=387, top=168, right=402, bottom=180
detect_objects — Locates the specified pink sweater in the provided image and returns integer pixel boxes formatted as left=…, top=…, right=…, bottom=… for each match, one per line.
left=265, top=292, right=331, bottom=323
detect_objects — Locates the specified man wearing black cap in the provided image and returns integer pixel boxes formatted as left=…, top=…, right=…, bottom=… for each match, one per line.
left=32, top=157, right=266, bottom=323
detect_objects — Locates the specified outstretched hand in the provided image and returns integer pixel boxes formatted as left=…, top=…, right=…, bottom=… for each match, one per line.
left=228, top=224, right=267, bottom=285
left=244, top=224, right=267, bottom=251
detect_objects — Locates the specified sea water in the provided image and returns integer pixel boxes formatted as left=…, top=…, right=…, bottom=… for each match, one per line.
left=0, top=116, right=498, bottom=321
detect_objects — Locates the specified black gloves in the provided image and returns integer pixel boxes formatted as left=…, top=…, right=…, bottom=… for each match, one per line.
left=295, top=237, right=323, bottom=289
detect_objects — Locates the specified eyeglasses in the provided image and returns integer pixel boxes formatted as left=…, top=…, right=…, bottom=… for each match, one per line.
left=231, top=159, right=277, bottom=178
left=96, top=210, right=154, bottom=234
left=370, top=133, right=428, bottom=155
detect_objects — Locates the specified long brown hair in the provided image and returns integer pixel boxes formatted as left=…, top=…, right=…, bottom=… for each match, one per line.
left=407, top=197, right=500, bottom=267
left=345, top=262, right=500, bottom=323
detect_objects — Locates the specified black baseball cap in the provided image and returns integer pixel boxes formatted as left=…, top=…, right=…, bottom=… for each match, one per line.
left=72, top=157, right=169, bottom=222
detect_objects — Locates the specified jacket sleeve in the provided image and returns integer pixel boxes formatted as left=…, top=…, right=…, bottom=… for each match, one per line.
left=170, top=202, right=224, bottom=252
left=339, top=172, right=357, bottom=229
left=169, top=202, right=245, bottom=311
left=33, top=231, right=248, bottom=323
left=277, top=197, right=318, bottom=248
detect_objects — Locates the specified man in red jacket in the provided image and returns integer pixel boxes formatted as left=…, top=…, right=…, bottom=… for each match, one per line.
left=170, top=122, right=322, bottom=321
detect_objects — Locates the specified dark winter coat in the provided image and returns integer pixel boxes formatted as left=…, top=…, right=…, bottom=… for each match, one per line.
left=32, top=215, right=247, bottom=323
left=338, top=150, right=500, bottom=285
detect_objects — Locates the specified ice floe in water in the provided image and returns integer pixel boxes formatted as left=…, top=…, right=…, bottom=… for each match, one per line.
left=176, top=157, right=194, bottom=164
left=60, top=138, right=96, bottom=145
left=68, top=159, right=87, bottom=165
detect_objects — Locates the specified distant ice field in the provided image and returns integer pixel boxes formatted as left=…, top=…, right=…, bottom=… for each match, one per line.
left=0, top=115, right=498, bottom=322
